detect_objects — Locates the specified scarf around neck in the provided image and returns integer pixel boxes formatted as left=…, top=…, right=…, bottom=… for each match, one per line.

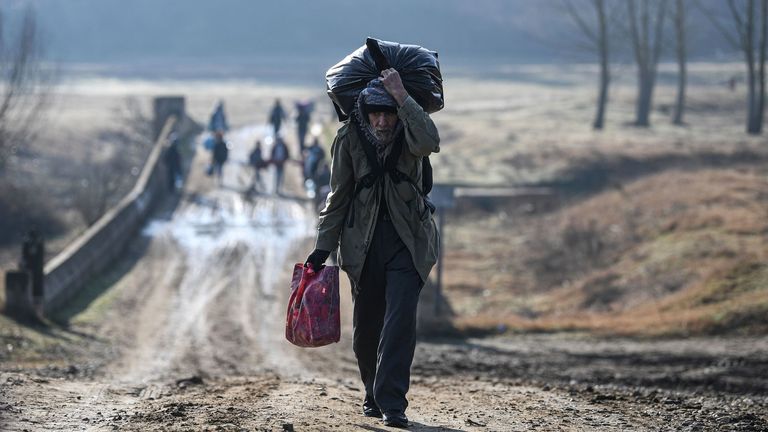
left=352, top=95, right=404, bottom=164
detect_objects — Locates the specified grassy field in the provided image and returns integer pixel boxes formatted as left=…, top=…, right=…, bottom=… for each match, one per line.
left=431, top=63, right=768, bottom=336
left=2, top=61, right=766, bottom=338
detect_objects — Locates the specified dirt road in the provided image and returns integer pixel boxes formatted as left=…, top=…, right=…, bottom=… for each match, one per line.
left=2, top=125, right=768, bottom=431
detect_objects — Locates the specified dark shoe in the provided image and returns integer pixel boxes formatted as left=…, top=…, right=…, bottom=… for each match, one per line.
left=383, top=411, right=409, bottom=428
left=363, top=397, right=382, bottom=418
left=363, top=403, right=382, bottom=418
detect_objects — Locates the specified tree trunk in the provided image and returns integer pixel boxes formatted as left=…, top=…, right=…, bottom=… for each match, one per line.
left=636, top=68, right=654, bottom=127
left=746, top=0, right=761, bottom=134
left=701, top=0, right=768, bottom=134
left=594, top=59, right=609, bottom=130
left=756, top=0, right=767, bottom=134
left=673, top=0, right=687, bottom=125
left=629, top=1, right=645, bottom=126
left=593, top=0, right=609, bottom=130
left=629, top=0, right=667, bottom=127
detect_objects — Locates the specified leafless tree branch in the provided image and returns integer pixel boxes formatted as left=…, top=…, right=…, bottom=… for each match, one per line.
left=653, top=0, right=670, bottom=65
left=729, top=0, right=748, bottom=46
left=562, top=0, right=599, bottom=44
left=0, top=6, right=53, bottom=172
left=629, top=1, right=644, bottom=67
left=692, top=0, right=739, bottom=48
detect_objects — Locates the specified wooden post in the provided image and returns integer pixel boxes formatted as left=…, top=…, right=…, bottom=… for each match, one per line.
left=435, top=209, right=446, bottom=315
left=4, top=271, right=34, bottom=319
left=153, top=96, right=185, bottom=140
left=430, top=185, right=456, bottom=316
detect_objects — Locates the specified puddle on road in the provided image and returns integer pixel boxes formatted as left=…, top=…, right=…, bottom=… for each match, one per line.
left=143, top=122, right=314, bottom=273
left=143, top=195, right=311, bottom=255
left=142, top=191, right=314, bottom=298
left=128, top=124, right=318, bottom=380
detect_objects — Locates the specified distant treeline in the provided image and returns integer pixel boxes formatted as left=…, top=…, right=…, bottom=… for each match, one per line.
left=561, top=0, right=768, bottom=135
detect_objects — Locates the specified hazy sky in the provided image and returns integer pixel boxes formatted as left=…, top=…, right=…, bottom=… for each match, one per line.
left=3, top=0, right=737, bottom=79
left=9, top=1, right=547, bottom=61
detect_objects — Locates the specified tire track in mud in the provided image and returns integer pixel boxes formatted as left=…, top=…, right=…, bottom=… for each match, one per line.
left=1, top=123, right=325, bottom=431
left=123, top=124, right=316, bottom=383
left=4, top=123, right=768, bottom=431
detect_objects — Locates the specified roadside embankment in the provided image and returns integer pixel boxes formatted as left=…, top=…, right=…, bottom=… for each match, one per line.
left=3, top=110, right=200, bottom=317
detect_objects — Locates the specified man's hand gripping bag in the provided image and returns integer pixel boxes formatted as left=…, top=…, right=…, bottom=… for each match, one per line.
left=285, top=264, right=340, bottom=347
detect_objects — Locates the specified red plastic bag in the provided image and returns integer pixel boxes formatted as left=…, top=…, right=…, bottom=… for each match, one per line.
left=285, top=263, right=340, bottom=347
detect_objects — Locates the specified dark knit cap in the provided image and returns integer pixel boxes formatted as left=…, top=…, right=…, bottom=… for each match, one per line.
left=357, top=79, right=398, bottom=115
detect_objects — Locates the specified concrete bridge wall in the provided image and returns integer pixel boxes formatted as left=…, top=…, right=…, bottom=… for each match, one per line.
left=41, top=116, right=183, bottom=313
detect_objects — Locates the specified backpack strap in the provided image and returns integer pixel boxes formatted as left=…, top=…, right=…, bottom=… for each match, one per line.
left=346, top=121, right=384, bottom=228
left=421, top=156, right=433, bottom=195
left=346, top=120, right=434, bottom=228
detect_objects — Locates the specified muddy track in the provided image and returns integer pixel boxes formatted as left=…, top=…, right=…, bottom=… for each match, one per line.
left=1, top=124, right=768, bottom=431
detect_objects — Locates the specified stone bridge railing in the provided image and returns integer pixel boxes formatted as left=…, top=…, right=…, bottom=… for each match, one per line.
left=39, top=117, right=178, bottom=313
left=5, top=97, right=198, bottom=317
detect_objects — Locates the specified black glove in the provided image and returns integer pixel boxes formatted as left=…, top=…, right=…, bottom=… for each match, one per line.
left=305, top=249, right=330, bottom=270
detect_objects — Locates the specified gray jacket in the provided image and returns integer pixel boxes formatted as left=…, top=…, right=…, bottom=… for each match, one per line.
left=315, top=96, right=440, bottom=290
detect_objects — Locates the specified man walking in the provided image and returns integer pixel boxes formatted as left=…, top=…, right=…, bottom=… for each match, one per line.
left=269, top=99, right=286, bottom=135
left=295, top=101, right=313, bottom=151
left=208, top=100, right=229, bottom=133
left=305, top=68, right=440, bottom=428
left=303, top=137, right=325, bottom=183
left=248, top=140, right=266, bottom=192
left=211, top=131, right=229, bottom=185
left=270, top=136, right=290, bottom=195
left=163, top=133, right=182, bottom=193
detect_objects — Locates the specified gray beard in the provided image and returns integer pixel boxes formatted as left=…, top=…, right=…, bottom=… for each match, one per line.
left=366, top=124, right=394, bottom=162
left=372, top=128, right=395, bottom=144
left=352, top=100, right=403, bottom=163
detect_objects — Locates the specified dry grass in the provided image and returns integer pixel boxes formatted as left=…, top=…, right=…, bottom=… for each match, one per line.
left=422, top=62, right=768, bottom=337
left=448, top=167, right=768, bottom=336
left=2, top=62, right=765, bottom=337
left=431, top=65, right=760, bottom=187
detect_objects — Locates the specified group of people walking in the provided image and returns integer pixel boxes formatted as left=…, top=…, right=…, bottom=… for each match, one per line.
left=246, top=133, right=291, bottom=195
left=193, top=98, right=328, bottom=198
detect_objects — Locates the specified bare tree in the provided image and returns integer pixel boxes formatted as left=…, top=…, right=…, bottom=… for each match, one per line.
left=673, top=0, right=688, bottom=125
left=698, top=0, right=768, bottom=134
left=72, top=148, right=133, bottom=226
left=561, top=0, right=612, bottom=130
left=111, top=97, right=155, bottom=149
left=100, top=97, right=156, bottom=164
left=761, top=1, right=767, bottom=134
left=0, top=6, right=51, bottom=173
left=628, top=0, right=670, bottom=127
left=73, top=98, right=155, bottom=225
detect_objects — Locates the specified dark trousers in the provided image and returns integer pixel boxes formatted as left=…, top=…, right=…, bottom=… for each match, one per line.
left=352, top=210, right=423, bottom=414
left=167, top=169, right=178, bottom=192
left=274, top=164, right=285, bottom=194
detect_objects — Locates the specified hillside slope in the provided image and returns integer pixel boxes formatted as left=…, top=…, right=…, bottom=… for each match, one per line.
left=447, top=164, right=768, bottom=336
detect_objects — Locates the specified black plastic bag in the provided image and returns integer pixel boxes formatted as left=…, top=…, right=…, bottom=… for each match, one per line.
left=326, top=37, right=444, bottom=121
